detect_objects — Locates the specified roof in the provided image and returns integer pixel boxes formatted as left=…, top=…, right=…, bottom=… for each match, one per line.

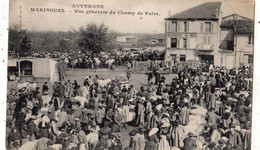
left=165, top=2, right=221, bottom=20
left=221, top=18, right=254, bottom=34
left=222, top=14, right=252, bottom=20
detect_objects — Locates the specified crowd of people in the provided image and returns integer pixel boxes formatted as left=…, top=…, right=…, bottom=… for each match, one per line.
left=6, top=64, right=252, bottom=150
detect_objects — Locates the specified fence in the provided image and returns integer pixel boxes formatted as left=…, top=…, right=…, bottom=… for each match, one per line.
left=132, top=60, right=173, bottom=73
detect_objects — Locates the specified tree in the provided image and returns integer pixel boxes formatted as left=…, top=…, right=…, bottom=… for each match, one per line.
left=8, top=25, right=30, bottom=57
left=20, top=36, right=31, bottom=56
left=77, top=23, right=109, bottom=57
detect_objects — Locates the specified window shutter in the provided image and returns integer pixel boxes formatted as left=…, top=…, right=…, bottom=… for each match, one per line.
left=208, top=36, right=210, bottom=44
left=200, top=22, right=204, bottom=32
left=211, top=22, right=214, bottom=33
left=180, top=22, right=184, bottom=32
left=177, top=39, right=180, bottom=48
left=187, top=38, right=190, bottom=49
left=187, top=22, right=190, bottom=32
left=179, top=39, right=183, bottom=48
left=177, top=22, right=180, bottom=32
left=167, top=37, right=171, bottom=48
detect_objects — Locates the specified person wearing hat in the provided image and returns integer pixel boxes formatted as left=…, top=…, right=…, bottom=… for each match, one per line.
left=148, top=72, right=153, bottom=85
left=206, top=107, right=218, bottom=127
left=135, top=99, right=145, bottom=127
left=129, top=85, right=136, bottom=99
left=210, top=125, right=221, bottom=144
left=216, top=139, right=226, bottom=150
left=42, top=82, right=49, bottom=95
left=208, top=87, right=216, bottom=110
left=134, top=128, right=146, bottom=150
left=95, top=103, right=106, bottom=125
left=183, top=132, right=197, bottom=150
left=145, top=98, right=153, bottom=130
left=47, top=101, right=55, bottom=121
left=27, top=116, right=38, bottom=141
left=228, top=124, right=242, bottom=147
left=180, top=103, right=190, bottom=126
left=50, top=117, right=59, bottom=144
left=171, top=120, right=185, bottom=148
left=57, top=107, right=68, bottom=128
left=129, top=130, right=140, bottom=150
left=242, top=122, right=251, bottom=150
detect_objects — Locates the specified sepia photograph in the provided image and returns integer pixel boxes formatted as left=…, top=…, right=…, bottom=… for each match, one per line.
left=5, top=0, right=255, bottom=149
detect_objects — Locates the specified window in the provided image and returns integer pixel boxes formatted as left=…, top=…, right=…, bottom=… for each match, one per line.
left=170, top=54, right=177, bottom=63
left=20, top=60, right=32, bottom=75
left=184, top=22, right=187, bottom=32
left=180, top=55, right=186, bottom=61
left=171, top=38, right=177, bottom=48
left=205, top=22, right=211, bottom=32
left=248, top=34, right=254, bottom=45
left=248, top=55, right=253, bottom=64
left=183, top=38, right=187, bottom=48
left=172, top=22, right=177, bottom=32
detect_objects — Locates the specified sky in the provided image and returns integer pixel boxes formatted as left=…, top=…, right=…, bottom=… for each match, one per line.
left=9, top=0, right=255, bottom=33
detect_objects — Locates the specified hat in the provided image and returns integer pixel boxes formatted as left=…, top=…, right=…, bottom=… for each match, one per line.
left=139, top=127, right=146, bottom=132
left=109, top=133, right=115, bottom=138
left=221, top=136, right=229, bottom=142
left=141, top=97, right=146, bottom=101
left=235, top=126, right=241, bottom=131
left=188, top=132, right=196, bottom=137
left=149, top=128, right=159, bottom=137
left=19, top=87, right=26, bottom=92
left=162, top=121, right=170, bottom=128
left=174, top=120, right=180, bottom=125
left=209, top=142, right=216, bottom=147
left=52, top=117, right=59, bottom=122
left=129, top=130, right=136, bottom=136
left=219, top=139, right=225, bottom=144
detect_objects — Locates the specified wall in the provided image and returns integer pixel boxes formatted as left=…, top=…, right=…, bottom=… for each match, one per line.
left=234, top=34, right=254, bottom=68
left=165, top=20, right=219, bottom=52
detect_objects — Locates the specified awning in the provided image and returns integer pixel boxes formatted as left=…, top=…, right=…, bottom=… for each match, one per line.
left=8, top=59, right=17, bottom=67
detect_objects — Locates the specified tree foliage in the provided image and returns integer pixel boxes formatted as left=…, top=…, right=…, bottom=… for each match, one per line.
left=77, top=23, right=109, bottom=55
left=8, top=25, right=31, bottom=57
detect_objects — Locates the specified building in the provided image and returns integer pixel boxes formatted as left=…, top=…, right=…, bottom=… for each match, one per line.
left=116, top=35, right=138, bottom=43
left=165, top=2, right=222, bottom=65
left=8, top=57, right=59, bottom=82
left=149, top=34, right=165, bottom=46
left=219, top=14, right=254, bottom=69
left=164, top=2, right=254, bottom=70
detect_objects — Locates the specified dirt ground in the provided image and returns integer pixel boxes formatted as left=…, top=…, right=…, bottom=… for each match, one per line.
left=65, top=66, right=178, bottom=88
